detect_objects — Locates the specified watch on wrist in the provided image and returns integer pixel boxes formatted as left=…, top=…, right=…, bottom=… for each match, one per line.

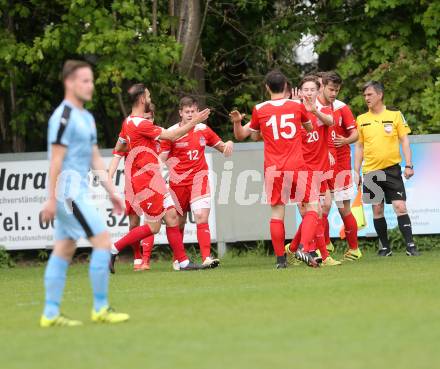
left=405, top=165, right=414, bottom=169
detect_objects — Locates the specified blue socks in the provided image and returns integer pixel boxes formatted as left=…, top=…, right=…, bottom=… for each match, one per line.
left=43, top=254, right=69, bottom=319
left=89, top=249, right=111, bottom=312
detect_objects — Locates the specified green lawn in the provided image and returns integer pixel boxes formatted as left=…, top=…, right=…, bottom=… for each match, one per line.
left=1, top=250, right=440, bottom=369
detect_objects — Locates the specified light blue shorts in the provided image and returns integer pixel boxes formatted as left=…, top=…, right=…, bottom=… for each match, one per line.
left=54, top=194, right=106, bottom=241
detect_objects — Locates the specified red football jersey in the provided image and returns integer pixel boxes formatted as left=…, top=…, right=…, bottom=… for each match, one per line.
left=300, top=100, right=332, bottom=171
left=118, top=115, right=163, bottom=173
left=161, top=123, right=221, bottom=187
left=328, top=99, right=357, bottom=160
left=249, top=98, right=310, bottom=171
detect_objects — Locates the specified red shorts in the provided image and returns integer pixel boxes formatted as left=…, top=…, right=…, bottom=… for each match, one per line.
left=170, top=176, right=210, bottom=215
left=264, top=168, right=318, bottom=205
left=124, top=172, right=168, bottom=219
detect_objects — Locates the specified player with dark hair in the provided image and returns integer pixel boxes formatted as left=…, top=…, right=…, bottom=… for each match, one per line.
left=160, top=96, right=233, bottom=269
left=108, top=104, right=157, bottom=271
left=230, top=70, right=320, bottom=268
left=355, top=81, right=419, bottom=256
left=317, top=71, right=362, bottom=261
left=40, top=60, right=129, bottom=327
left=108, top=84, right=211, bottom=272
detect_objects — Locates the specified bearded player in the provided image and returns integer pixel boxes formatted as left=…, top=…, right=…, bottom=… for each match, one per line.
left=108, top=106, right=157, bottom=271
left=109, top=83, right=211, bottom=272
left=316, top=71, right=361, bottom=261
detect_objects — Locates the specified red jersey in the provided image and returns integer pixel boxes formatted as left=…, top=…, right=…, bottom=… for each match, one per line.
left=118, top=115, right=163, bottom=172
left=327, top=99, right=356, bottom=160
left=249, top=98, right=310, bottom=171
left=161, top=123, right=221, bottom=187
left=300, top=100, right=333, bottom=171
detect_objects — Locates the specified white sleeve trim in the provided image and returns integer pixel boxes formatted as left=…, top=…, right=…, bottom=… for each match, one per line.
left=212, top=141, right=222, bottom=147
left=118, top=137, right=127, bottom=143
left=249, top=127, right=260, bottom=132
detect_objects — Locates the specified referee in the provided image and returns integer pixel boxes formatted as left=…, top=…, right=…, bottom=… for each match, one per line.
left=354, top=81, right=419, bottom=256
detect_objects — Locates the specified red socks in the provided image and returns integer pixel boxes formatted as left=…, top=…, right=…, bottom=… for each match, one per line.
left=315, top=218, right=329, bottom=261
left=166, top=226, right=188, bottom=262
left=115, top=224, right=153, bottom=252
left=343, top=213, right=358, bottom=250
left=289, top=222, right=302, bottom=252
left=131, top=242, right=142, bottom=260
left=300, top=211, right=319, bottom=252
left=197, top=223, right=211, bottom=261
left=270, top=218, right=286, bottom=257
left=141, top=235, right=154, bottom=262
left=322, top=213, right=331, bottom=245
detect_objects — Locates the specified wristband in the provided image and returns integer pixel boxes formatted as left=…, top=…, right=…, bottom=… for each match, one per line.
left=405, top=165, right=414, bottom=169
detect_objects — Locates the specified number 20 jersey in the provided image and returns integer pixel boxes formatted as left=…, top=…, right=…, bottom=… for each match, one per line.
left=300, top=99, right=333, bottom=172
left=249, top=98, right=310, bottom=171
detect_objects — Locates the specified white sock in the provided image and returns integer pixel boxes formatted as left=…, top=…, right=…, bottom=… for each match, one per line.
left=110, top=245, right=119, bottom=255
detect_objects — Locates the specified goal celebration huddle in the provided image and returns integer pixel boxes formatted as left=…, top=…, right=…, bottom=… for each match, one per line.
left=39, top=60, right=418, bottom=327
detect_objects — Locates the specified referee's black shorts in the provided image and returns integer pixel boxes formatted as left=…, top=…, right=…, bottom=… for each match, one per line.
left=362, top=164, right=406, bottom=204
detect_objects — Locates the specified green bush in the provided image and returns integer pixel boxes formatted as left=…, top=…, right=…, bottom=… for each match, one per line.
left=0, top=246, right=15, bottom=268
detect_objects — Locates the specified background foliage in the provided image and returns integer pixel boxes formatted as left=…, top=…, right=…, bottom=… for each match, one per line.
left=0, top=0, right=439, bottom=153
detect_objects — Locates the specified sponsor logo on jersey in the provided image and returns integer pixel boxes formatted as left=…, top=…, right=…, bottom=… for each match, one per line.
left=176, top=142, right=189, bottom=148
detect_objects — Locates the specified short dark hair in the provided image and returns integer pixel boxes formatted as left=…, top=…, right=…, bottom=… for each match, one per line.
left=363, top=81, right=385, bottom=100
left=265, top=70, right=287, bottom=93
left=315, top=71, right=326, bottom=79
left=322, top=71, right=342, bottom=86
left=299, top=75, right=320, bottom=89
left=62, top=60, right=92, bottom=81
left=179, top=96, right=197, bottom=110
left=127, top=83, right=147, bottom=105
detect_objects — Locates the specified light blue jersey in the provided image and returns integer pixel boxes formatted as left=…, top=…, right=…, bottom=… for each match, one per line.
left=47, top=100, right=105, bottom=240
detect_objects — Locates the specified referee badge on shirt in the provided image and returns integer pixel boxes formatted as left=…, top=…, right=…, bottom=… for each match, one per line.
left=383, top=123, right=393, bottom=134
left=199, top=136, right=206, bottom=146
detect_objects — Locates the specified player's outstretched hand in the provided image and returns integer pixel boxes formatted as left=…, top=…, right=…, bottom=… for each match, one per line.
left=223, top=140, right=234, bottom=157
left=229, top=110, right=245, bottom=124
left=303, top=96, right=317, bottom=113
left=291, top=87, right=302, bottom=101
left=193, top=108, right=211, bottom=125
left=41, top=198, right=57, bottom=222
left=110, top=193, right=125, bottom=215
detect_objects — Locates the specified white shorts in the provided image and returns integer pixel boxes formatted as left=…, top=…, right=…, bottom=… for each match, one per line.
left=163, top=192, right=175, bottom=210
left=333, top=185, right=355, bottom=202
left=190, top=196, right=211, bottom=212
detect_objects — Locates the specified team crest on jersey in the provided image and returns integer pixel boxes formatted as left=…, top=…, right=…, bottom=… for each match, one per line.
left=199, top=136, right=206, bottom=146
left=384, top=123, right=393, bottom=134
left=176, top=142, right=189, bottom=148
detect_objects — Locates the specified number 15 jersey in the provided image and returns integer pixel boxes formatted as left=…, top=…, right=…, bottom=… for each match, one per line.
left=161, top=123, right=221, bottom=187
left=249, top=98, right=310, bottom=171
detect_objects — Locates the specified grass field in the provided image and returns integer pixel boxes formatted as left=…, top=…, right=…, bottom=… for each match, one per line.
left=1, top=250, right=440, bottom=369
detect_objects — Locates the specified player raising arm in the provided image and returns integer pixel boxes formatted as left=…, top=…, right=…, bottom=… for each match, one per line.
left=108, top=84, right=211, bottom=272
left=160, top=97, right=233, bottom=269
left=232, top=70, right=320, bottom=268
